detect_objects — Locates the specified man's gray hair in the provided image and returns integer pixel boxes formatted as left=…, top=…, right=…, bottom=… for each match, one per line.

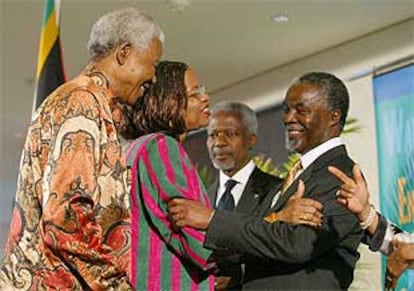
left=211, top=101, right=258, bottom=135
left=87, top=7, right=164, bottom=60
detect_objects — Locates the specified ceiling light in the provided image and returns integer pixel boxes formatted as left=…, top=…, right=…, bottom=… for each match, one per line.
left=271, top=14, right=290, bottom=23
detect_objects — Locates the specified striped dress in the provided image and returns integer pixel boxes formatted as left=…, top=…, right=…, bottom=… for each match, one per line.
left=126, top=133, right=215, bottom=291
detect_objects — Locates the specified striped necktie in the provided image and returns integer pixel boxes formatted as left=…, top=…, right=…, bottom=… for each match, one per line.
left=281, top=160, right=303, bottom=194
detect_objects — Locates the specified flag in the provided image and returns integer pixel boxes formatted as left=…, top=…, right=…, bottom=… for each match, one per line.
left=33, top=0, right=66, bottom=111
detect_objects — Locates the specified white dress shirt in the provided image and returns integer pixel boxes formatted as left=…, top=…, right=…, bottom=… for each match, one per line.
left=216, top=160, right=255, bottom=208
left=271, top=137, right=344, bottom=207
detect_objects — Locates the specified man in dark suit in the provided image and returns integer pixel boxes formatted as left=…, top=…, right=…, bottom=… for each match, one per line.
left=169, top=72, right=364, bottom=290
left=206, top=101, right=282, bottom=289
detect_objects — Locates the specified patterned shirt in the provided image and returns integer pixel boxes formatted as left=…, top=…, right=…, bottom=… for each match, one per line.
left=0, top=74, right=131, bottom=290
left=126, top=133, right=215, bottom=291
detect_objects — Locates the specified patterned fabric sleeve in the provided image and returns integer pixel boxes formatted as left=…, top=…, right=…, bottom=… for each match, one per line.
left=134, top=133, right=215, bottom=271
left=39, top=89, right=130, bottom=290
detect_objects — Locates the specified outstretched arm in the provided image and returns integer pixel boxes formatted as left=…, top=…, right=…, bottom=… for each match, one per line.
left=168, top=180, right=323, bottom=230
left=168, top=159, right=363, bottom=280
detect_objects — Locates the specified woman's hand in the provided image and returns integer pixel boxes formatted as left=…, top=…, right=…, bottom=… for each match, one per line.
left=264, top=180, right=323, bottom=227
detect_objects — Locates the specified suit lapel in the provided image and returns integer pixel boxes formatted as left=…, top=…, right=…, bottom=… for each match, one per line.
left=207, top=179, right=219, bottom=206
left=210, top=166, right=285, bottom=215
left=259, top=183, right=282, bottom=217
left=271, top=145, right=347, bottom=212
left=235, top=168, right=273, bottom=213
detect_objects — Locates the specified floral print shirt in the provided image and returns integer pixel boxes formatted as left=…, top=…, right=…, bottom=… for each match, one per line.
left=0, top=74, right=131, bottom=290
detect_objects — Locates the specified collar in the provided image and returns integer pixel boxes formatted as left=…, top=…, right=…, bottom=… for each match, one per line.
left=219, top=159, right=255, bottom=188
left=300, top=137, right=344, bottom=170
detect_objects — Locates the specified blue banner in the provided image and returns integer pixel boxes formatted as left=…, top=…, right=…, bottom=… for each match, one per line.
left=373, top=64, right=414, bottom=290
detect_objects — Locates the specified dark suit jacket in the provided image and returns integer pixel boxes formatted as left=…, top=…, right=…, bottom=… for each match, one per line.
left=208, top=166, right=282, bottom=215
left=205, top=145, right=364, bottom=290
left=209, top=167, right=282, bottom=288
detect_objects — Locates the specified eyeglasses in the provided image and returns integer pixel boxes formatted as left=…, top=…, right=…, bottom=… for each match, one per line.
left=188, top=85, right=207, bottom=100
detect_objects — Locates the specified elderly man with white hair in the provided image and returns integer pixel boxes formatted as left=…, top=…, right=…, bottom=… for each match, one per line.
left=0, top=7, right=163, bottom=290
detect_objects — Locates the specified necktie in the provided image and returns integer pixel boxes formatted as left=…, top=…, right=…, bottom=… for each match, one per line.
left=280, top=160, right=303, bottom=194
left=217, top=179, right=237, bottom=211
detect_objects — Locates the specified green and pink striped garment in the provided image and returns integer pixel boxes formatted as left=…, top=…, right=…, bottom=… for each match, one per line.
left=127, top=133, right=215, bottom=291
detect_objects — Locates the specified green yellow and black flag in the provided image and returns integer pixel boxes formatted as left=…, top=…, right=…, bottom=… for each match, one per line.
left=33, top=0, right=66, bottom=111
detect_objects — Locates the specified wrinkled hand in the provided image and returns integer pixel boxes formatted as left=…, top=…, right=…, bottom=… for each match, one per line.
left=385, top=240, right=414, bottom=290
left=264, top=180, right=323, bottom=227
left=167, top=198, right=213, bottom=230
left=328, top=164, right=370, bottom=217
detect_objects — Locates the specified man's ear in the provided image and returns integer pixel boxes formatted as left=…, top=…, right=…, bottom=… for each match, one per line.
left=116, top=43, right=132, bottom=65
left=248, top=134, right=257, bottom=149
left=330, top=109, right=341, bottom=127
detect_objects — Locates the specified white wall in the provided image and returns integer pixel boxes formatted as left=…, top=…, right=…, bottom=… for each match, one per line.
left=213, top=19, right=413, bottom=111
left=212, top=19, right=414, bottom=291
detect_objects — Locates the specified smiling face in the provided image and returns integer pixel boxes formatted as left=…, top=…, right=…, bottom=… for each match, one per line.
left=207, top=111, right=256, bottom=176
left=283, top=83, right=339, bottom=154
left=183, top=68, right=211, bottom=131
left=116, top=37, right=162, bottom=105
